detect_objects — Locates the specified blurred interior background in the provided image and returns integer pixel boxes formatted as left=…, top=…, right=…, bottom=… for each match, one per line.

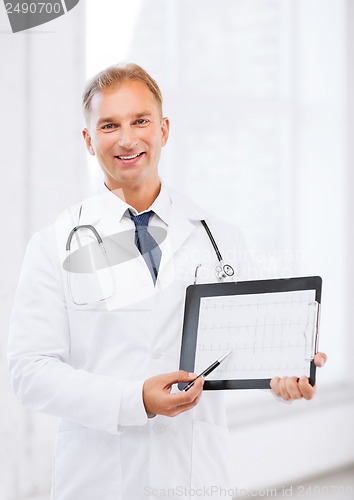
left=0, top=0, right=353, bottom=498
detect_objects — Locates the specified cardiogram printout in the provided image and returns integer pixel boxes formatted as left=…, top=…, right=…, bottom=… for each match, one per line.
left=179, top=277, right=322, bottom=390
left=194, top=290, right=317, bottom=380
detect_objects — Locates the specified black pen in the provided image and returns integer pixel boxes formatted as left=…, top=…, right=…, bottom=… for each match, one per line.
left=182, top=350, right=233, bottom=392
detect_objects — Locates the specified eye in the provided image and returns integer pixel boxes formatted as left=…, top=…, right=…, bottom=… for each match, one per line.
left=136, top=118, right=149, bottom=126
left=102, top=123, right=116, bottom=130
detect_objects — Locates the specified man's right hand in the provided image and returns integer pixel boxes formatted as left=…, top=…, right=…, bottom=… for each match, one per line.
left=143, top=370, right=204, bottom=418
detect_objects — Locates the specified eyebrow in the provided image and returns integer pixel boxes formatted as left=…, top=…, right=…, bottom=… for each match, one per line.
left=96, top=112, right=152, bottom=128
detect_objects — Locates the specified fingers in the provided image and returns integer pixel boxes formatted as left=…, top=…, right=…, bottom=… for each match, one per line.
left=169, top=376, right=204, bottom=404
left=298, top=376, right=316, bottom=400
left=169, top=377, right=204, bottom=416
left=270, top=376, right=301, bottom=400
left=314, top=352, right=327, bottom=367
left=270, top=376, right=316, bottom=401
left=270, top=353, right=326, bottom=402
left=158, top=377, right=204, bottom=417
left=143, top=371, right=204, bottom=418
left=160, top=370, right=198, bottom=387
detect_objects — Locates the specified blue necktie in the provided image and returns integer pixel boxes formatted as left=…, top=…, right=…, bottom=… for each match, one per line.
left=129, top=210, right=162, bottom=284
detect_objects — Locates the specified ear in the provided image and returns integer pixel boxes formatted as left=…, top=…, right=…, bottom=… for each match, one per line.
left=82, top=128, right=95, bottom=156
left=161, top=117, right=170, bottom=147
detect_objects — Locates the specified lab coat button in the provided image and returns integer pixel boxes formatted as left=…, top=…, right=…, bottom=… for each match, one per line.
left=152, top=349, right=162, bottom=359
left=154, top=423, right=167, bottom=434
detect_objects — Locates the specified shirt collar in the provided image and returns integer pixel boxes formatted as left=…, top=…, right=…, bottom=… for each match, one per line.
left=100, top=181, right=172, bottom=226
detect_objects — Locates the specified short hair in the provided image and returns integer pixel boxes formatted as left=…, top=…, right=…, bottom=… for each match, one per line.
left=82, top=63, right=163, bottom=123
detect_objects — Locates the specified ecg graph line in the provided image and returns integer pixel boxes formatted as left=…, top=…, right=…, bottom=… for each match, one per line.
left=194, top=290, right=317, bottom=378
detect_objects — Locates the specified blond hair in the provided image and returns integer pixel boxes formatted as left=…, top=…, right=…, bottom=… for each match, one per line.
left=82, top=63, right=163, bottom=122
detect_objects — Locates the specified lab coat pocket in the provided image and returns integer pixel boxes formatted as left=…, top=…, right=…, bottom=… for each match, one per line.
left=52, top=427, right=122, bottom=500
left=191, top=420, right=233, bottom=495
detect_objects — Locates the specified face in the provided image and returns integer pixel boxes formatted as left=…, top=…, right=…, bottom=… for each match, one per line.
left=82, top=81, right=169, bottom=192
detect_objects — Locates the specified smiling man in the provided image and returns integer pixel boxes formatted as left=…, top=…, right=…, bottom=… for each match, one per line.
left=8, top=63, right=327, bottom=500
left=82, top=71, right=169, bottom=212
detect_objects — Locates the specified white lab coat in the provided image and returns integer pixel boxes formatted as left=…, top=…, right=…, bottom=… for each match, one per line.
left=8, top=186, right=248, bottom=500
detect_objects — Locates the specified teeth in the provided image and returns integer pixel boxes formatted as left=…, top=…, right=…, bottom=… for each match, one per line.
left=117, top=153, right=141, bottom=160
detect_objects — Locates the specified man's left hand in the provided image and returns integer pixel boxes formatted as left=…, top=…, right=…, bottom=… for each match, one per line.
left=270, top=352, right=327, bottom=401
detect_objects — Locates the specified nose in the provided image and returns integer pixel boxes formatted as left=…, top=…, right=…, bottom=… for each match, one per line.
left=117, top=126, right=137, bottom=150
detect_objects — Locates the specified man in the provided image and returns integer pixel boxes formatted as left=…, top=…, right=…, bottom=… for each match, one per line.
left=8, top=63, right=326, bottom=500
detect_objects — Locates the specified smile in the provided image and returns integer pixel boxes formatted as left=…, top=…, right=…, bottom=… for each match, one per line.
left=115, top=152, right=144, bottom=160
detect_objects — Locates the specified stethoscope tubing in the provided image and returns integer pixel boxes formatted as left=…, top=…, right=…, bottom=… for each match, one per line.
left=200, top=220, right=223, bottom=263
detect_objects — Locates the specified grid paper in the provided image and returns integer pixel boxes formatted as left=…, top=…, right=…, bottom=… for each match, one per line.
left=194, top=289, right=318, bottom=380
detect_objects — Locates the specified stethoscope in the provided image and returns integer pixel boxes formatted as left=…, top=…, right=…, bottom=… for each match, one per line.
left=66, top=217, right=235, bottom=305
left=200, top=220, right=235, bottom=281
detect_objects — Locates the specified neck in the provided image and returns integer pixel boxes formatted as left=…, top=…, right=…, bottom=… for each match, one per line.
left=106, top=180, right=161, bottom=213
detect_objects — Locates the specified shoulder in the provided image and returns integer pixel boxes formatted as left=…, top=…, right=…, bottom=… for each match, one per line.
left=166, top=185, right=244, bottom=239
left=166, top=185, right=251, bottom=278
left=167, top=186, right=206, bottom=218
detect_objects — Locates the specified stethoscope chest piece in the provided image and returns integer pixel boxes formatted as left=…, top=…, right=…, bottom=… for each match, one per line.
left=215, top=261, right=235, bottom=281
left=200, top=220, right=235, bottom=282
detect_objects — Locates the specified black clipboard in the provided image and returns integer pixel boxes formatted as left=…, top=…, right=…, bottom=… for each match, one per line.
left=178, top=276, right=322, bottom=391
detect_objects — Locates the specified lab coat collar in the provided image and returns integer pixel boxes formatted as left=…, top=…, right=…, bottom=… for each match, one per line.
left=155, top=187, right=208, bottom=277
left=167, top=187, right=207, bottom=222
left=149, top=184, right=171, bottom=226
left=78, top=183, right=206, bottom=226
left=85, top=180, right=205, bottom=220
left=76, top=183, right=207, bottom=268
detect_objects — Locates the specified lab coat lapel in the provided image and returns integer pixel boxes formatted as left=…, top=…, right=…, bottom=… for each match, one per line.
left=78, top=190, right=138, bottom=260
left=158, top=189, right=206, bottom=275
left=76, top=191, right=154, bottom=309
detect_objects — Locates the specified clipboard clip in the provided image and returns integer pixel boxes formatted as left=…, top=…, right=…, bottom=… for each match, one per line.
left=304, top=301, right=320, bottom=360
